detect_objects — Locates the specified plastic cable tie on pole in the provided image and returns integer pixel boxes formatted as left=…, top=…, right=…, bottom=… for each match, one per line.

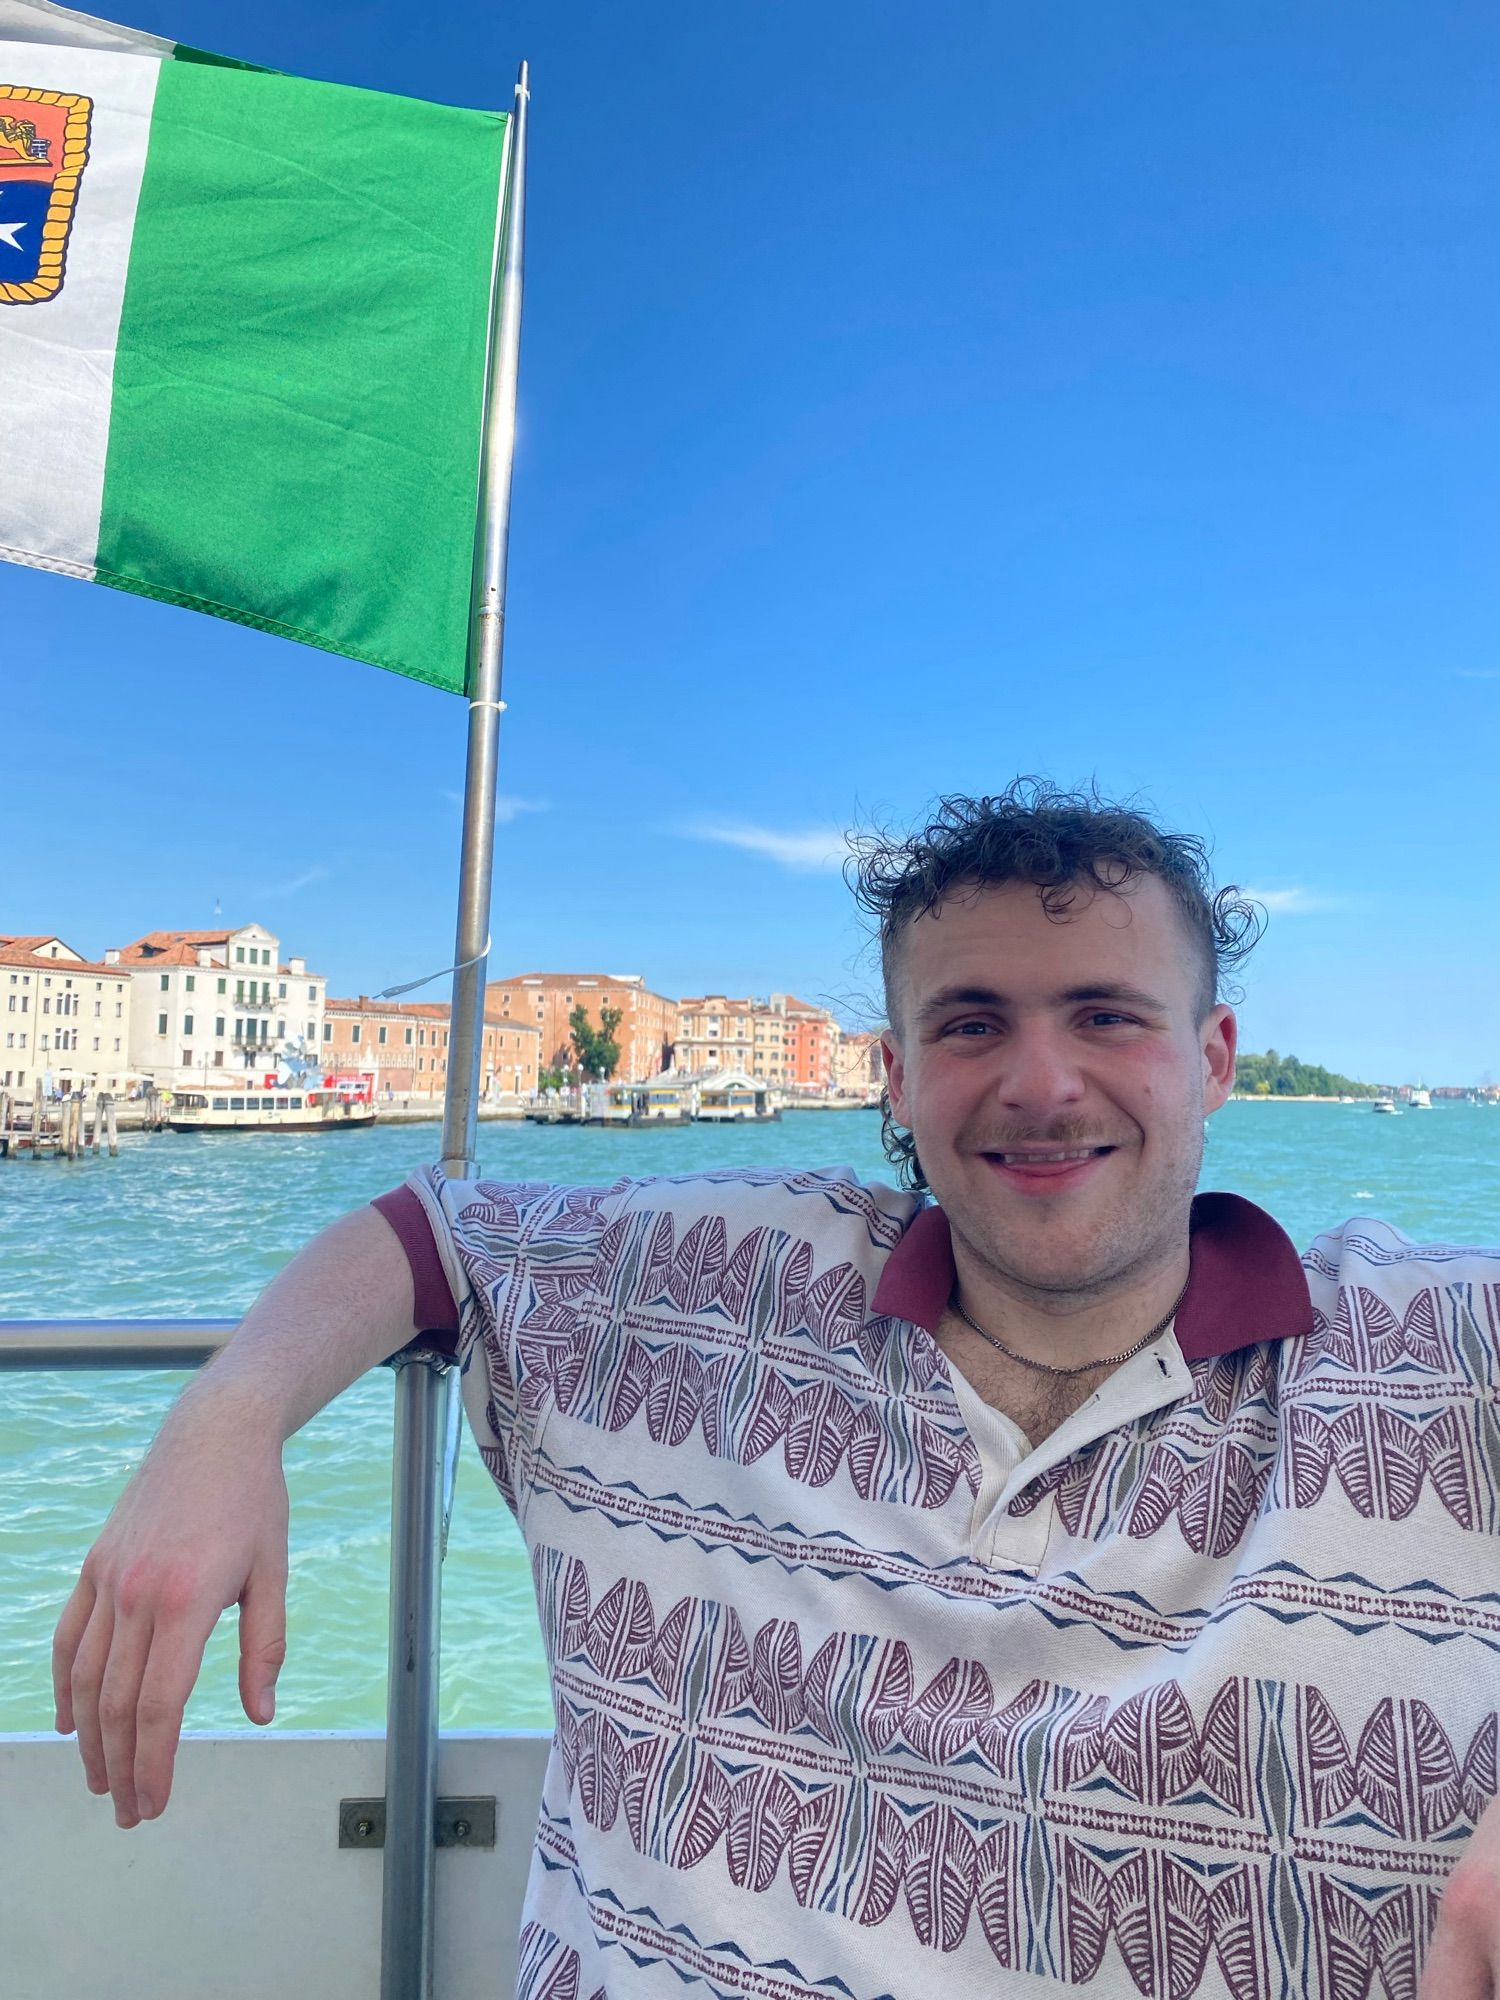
left=374, top=934, right=492, bottom=1000
left=467, top=698, right=507, bottom=714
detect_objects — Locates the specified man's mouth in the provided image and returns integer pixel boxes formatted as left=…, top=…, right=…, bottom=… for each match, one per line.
left=983, top=1145, right=1115, bottom=1165
left=977, top=1143, right=1117, bottom=1190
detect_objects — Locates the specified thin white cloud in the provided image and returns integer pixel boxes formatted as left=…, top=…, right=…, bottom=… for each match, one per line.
left=261, top=864, right=329, bottom=898
left=680, top=819, right=850, bottom=873
left=1455, top=669, right=1500, bottom=681
left=1240, top=885, right=1344, bottom=915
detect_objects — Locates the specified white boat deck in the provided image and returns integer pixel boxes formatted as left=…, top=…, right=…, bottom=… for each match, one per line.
left=3, top=1729, right=548, bottom=1999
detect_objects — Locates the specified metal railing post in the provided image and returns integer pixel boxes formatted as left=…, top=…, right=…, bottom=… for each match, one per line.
left=379, top=59, right=530, bottom=2000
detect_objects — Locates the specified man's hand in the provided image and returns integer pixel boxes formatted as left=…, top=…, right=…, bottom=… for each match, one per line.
left=50, top=1202, right=424, bottom=1828
left=1421, top=1792, right=1500, bottom=1997
left=52, top=1392, right=289, bottom=1828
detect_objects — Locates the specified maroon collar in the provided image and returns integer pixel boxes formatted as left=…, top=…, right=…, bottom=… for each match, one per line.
left=870, top=1191, right=1314, bottom=1361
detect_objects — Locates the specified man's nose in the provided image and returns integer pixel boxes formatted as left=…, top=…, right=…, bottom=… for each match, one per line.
left=994, top=1026, right=1086, bottom=1110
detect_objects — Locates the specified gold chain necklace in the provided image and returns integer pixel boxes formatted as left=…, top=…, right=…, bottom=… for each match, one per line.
left=948, top=1279, right=1190, bottom=1379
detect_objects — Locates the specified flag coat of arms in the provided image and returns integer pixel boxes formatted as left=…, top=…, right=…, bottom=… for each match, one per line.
left=0, top=1, right=508, bottom=692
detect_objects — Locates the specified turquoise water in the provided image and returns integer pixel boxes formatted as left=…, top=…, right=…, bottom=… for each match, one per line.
left=2, top=1104, right=1496, bottom=1735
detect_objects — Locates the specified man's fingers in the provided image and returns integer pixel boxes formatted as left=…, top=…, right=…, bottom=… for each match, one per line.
left=96, top=1612, right=155, bottom=1827
left=132, top=1617, right=217, bottom=1820
left=237, top=1560, right=288, bottom=1726
left=51, top=1574, right=97, bottom=1734
left=65, top=1595, right=116, bottom=1797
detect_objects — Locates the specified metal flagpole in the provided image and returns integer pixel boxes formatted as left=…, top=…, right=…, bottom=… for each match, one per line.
left=380, top=61, right=530, bottom=2000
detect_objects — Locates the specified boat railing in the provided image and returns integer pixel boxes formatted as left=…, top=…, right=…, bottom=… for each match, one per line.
left=0, top=1317, right=510, bottom=2000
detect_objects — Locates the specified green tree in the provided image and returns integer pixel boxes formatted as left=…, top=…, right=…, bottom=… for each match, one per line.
left=1232, top=1050, right=1376, bottom=1098
left=568, top=1003, right=624, bottom=1080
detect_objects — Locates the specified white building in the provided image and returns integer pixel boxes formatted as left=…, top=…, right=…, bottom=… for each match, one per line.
left=112, top=923, right=327, bottom=1091
left=0, top=934, right=136, bottom=1095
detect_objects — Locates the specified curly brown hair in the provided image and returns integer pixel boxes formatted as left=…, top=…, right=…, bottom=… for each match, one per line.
left=846, top=780, right=1263, bottom=1190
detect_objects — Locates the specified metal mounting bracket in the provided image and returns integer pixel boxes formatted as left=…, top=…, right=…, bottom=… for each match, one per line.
left=338, top=1795, right=496, bottom=1850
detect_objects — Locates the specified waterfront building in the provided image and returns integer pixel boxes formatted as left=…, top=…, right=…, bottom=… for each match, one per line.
left=324, top=996, right=541, bottom=1101
left=110, top=924, right=327, bottom=1091
left=771, top=991, right=842, bottom=1093
left=674, top=990, right=844, bottom=1090
left=0, top=934, right=135, bottom=1095
left=486, top=973, right=676, bottom=1083
left=673, top=994, right=758, bottom=1077
left=832, top=1026, right=885, bottom=1099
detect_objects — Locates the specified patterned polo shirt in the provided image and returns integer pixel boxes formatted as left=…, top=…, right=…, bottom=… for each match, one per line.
left=376, top=1165, right=1500, bottom=2000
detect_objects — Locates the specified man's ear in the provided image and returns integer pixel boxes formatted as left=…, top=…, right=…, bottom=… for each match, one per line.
left=1202, top=1005, right=1237, bottom=1114
left=882, top=1029, right=909, bottom=1124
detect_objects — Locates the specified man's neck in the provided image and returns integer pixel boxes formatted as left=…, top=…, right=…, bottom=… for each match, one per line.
left=947, top=1232, right=1191, bottom=1377
left=937, top=1235, right=1191, bottom=1447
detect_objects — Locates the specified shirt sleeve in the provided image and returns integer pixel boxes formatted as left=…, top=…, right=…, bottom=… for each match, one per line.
left=389, top=1166, right=624, bottom=1514
left=370, top=1184, right=459, bottom=1355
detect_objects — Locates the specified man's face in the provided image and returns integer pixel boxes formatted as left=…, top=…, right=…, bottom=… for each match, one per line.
left=883, top=874, right=1237, bottom=1301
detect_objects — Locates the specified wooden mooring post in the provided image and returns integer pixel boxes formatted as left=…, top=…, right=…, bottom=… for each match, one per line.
left=0, top=1084, right=124, bottom=1162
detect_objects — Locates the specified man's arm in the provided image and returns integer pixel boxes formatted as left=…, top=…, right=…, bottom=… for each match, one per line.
left=51, top=1204, right=423, bottom=1830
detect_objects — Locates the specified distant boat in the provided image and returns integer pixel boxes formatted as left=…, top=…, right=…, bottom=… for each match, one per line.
left=168, top=1085, right=375, bottom=1133
left=1372, top=1097, right=1398, bottom=1115
left=1408, top=1086, right=1432, bottom=1109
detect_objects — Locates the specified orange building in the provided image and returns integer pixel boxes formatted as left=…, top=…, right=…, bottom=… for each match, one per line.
left=487, top=973, right=676, bottom=1082
left=324, top=996, right=541, bottom=1100
left=773, top=993, right=842, bottom=1092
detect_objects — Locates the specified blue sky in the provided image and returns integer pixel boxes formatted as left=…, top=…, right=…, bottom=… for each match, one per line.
left=8, top=1, right=1500, bottom=1083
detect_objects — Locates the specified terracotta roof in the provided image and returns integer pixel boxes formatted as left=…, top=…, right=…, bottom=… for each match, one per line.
left=326, top=996, right=450, bottom=1019
left=0, top=933, right=62, bottom=952
left=119, top=943, right=226, bottom=969
left=0, top=942, right=129, bottom=978
left=492, top=972, right=645, bottom=987
left=115, top=929, right=233, bottom=966
left=325, top=995, right=541, bottom=1035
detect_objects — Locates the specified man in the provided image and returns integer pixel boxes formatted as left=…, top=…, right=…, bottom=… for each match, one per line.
left=54, top=784, right=1500, bottom=1998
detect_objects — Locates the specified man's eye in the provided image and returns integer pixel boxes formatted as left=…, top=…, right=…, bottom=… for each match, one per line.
left=945, top=1020, right=994, bottom=1037
left=1086, top=1012, right=1130, bottom=1028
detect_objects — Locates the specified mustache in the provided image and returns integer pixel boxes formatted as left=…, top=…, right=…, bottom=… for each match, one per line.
left=964, top=1121, right=1121, bottom=1151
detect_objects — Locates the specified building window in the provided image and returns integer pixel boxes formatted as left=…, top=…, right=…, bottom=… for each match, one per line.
left=236, top=947, right=245, bottom=964
left=307, top=984, right=316, bottom=1002
left=217, top=978, right=227, bottom=995
left=323, top=1023, right=333, bottom=1042
left=182, top=1049, right=192, bottom=1065
left=185, top=974, right=196, bottom=993
left=378, top=1026, right=388, bottom=1045
left=305, top=1021, right=315, bottom=1039
left=214, top=1017, right=225, bottom=1036
left=157, top=1013, right=167, bottom=1036
left=278, top=983, right=287, bottom=999
left=184, top=1014, right=195, bottom=1035
left=160, top=974, right=169, bottom=991
left=405, top=1027, right=414, bottom=1045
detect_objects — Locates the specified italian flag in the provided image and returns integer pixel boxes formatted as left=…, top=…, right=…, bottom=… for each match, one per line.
left=0, top=0, right=508, bottom=692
